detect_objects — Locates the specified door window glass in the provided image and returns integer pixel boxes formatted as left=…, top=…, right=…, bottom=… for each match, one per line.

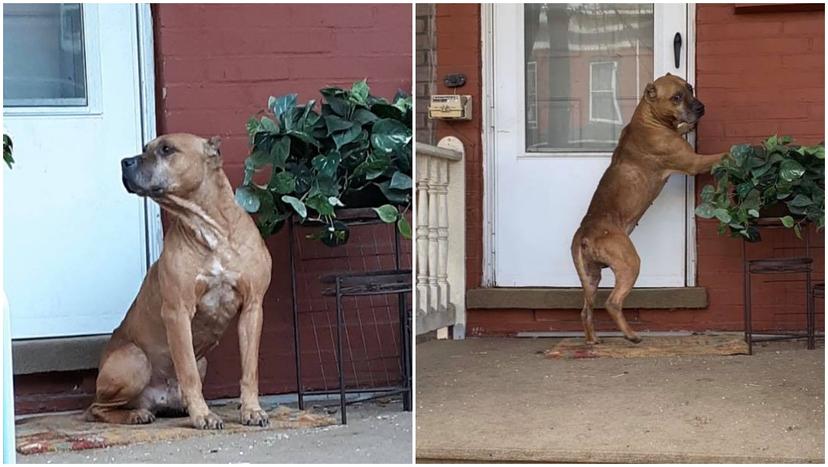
left=524, top=3, right=653, bottom=152
left=3, top=4, right=87, bottom=107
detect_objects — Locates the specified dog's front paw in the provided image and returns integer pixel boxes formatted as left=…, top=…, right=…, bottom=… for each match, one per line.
left=190, top=411, right=224, bottom=430
left=585, top=338, right=602, bottom=345
left=127, top=409, right=156, bottom=425
left=241, top=406, right=270, bottom=427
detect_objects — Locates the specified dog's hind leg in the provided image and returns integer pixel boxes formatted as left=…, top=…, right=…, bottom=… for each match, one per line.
left=592, top=232, right=642, bottom=343
left=85, top=340, right=154, bottom=424
left=573, top=234, right=603, bottom=344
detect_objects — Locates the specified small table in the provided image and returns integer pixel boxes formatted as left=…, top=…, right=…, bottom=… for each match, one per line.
left=287, top=210, right=412, bottom=424
left=316, top=270, right=412, bottom=424
left=743, top=219, right=815, bottom=354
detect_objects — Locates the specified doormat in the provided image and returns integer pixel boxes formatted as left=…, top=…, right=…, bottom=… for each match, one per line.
left=16, top=402, right=336, bottom=455
left=544, top=334, right=749, bottom=359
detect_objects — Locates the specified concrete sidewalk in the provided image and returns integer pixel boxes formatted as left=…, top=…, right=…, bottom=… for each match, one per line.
left=416, top=337, right=824, bottom=463
left=18, top=400, right=411, bottom=464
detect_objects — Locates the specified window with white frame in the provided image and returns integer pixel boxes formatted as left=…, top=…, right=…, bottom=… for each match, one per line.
left=589, top=61, right=622, bottom=124
left=3, top=3, right=87, bottom=107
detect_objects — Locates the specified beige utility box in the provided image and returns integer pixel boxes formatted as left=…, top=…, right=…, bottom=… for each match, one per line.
left=428, top=95, right=472, bottom=120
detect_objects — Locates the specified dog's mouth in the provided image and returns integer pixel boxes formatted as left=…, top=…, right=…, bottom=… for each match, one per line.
left=122, top=177, right=165, bottom=198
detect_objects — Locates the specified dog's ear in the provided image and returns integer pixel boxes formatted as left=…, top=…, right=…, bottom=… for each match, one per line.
left=644, top=82, right=657, bottom=102
left=204, top=136, right=223, bottom=168
left=204, top=136, right=222, bottom=157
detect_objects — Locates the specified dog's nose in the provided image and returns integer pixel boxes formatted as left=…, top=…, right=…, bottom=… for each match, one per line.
left=121, top=156, right=138, bottom=169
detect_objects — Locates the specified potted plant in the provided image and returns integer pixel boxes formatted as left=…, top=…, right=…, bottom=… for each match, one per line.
left=234, top=80, right=412, bottom=246
left=695, top=135, right=824, bottom=241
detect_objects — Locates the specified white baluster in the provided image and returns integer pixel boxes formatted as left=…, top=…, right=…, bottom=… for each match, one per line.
left=436, top=158, right=450, bottom=311
left=416, top=156, right=430, bottom=317
left=427, top=157, right=440, bottom=314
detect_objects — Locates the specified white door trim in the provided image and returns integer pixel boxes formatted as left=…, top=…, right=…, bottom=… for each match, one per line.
left=685, top=4, right=697, bottom=287
left=481, top=3, right=696, bottom=288
left=136, top=4, right=163, bottom=266
left=481, top=3, right=496, bottom=287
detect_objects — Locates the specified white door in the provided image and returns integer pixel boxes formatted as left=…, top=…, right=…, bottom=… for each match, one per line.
left=492, top=3, right=691, bottom=287
left=4, top=4, right=151, bottom=338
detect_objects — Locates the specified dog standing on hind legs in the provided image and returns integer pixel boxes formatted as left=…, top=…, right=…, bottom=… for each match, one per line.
left=571, top=73, right=728, bottom=345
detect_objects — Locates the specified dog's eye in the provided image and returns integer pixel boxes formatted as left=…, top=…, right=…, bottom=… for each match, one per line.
left=159, top=145, right=174, bottom=156
left=671, top=94, right=683, bottom=103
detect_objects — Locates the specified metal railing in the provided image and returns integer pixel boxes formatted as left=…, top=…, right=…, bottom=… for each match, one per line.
left=415, top=137, right=466, bottom=338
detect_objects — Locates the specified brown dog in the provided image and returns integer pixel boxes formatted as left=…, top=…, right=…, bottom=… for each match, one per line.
left=85, top=134, right=272, bottom=429
left=571, top=74, right=727, bottom=344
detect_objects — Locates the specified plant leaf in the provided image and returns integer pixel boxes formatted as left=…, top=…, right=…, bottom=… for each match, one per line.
left=325, top=95, right=352, bottom=117
left=389, top=171, right=413, bottom=190
left=270, top=136, right=291, bottom=169
left=788, top=194, right=813, bottom=207
left=269, top=171, right=296, bottom=194
left=281, top=195, right=307, bottom=219
left=306, top=194, right=334, bottom=216
left=371, top=118, right=412, bottom=155
left=324, top=115, right=354, bottom=135
left=244, top=149, right=272, bottom=172
left=246, top=117, right=262, bottom=139
left=695, top=202, right=715, bottom=219
left=332, top=125, right=362, bottom=149
left=312, top=151, right=342, bottom=179
left=350, top=79, right=370, bottom=105
left=352, top=108, right=378, bottom=125
left=270, top=94, right=298, bottom=123
left=780, top=215, right=795, bottom=228
left=397, top=216, right=412, bottom=239
left=779, top=159, right=806, bottom=182
left=260, top=116, right=278, bottom=133
left=712, top=208, right=732, bottom=224
left=373, top=204, right=399, bottom=223
left=235, top=186, right=261, bottom=213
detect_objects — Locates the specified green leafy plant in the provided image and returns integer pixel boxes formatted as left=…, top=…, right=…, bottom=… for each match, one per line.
left=3, top=134, right=13, bottom=169
left=235, top=80, right=412, bottom=245
left=695, top=135, right=824, bottom=241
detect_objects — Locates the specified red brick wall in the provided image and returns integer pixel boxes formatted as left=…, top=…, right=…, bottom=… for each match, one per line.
left=14, top=3, right=412, bottom=414
left=435, top=4, right=825, bottom=335
left=693, top=3, right=824, bottom=333
left=433, top=4, right=485, bottom=292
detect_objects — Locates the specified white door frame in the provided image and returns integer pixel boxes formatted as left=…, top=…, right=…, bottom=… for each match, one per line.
left=481, top=3, right=697, bottom=288
left=136, top=4, right=163, bottom=265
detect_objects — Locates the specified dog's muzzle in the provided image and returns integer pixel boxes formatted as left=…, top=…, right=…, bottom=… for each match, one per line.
left=692, top=100, right=705, bottom=118
left=121, top=156, right=142, bottom=194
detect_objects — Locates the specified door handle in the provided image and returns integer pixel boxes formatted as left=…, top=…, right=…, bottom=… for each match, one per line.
left=673, top=32, right=682, bottom=69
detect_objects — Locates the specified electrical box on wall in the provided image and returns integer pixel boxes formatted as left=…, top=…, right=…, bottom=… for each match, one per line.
left=428, top=95, right=472, bottom=120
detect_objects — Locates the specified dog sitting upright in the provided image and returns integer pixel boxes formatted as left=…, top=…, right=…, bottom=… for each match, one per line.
left=571, top=73, right=728, bottom=344
left=85, top=134, right=272, bottom=429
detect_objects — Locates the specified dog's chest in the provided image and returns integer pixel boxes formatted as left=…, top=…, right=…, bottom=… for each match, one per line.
left=195, top=257, right=242, bottom=325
